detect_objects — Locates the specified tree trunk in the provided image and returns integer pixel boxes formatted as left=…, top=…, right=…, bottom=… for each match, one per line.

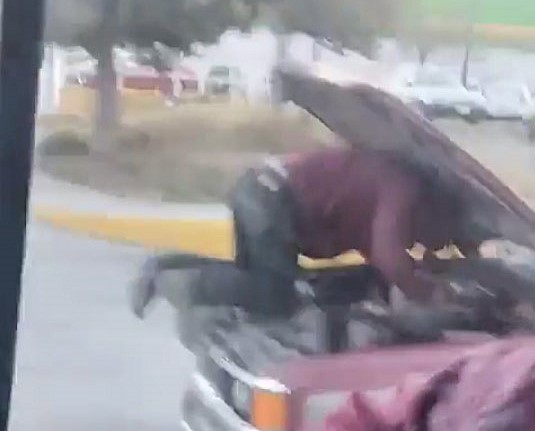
left=93, top=44, right=119, bottom=149
left=418, top=47, right=429, bottom=65
left=461, top=40, right=472, bottom=88
left=92, top=0, right=120, bottom=150
left=461, top=3, right=476, bottom=88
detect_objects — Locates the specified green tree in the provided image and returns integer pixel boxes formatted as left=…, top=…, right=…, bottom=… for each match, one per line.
left=261, top=0, right=399, bottom=60
left=44, top=0, right=258, bottom=149
left=399, top=0, right=489, bottom=83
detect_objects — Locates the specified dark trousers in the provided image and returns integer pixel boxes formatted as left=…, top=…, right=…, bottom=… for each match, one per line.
left=151, top=165, right=300, bottom=317
left=226, top=166, right=390, bottom=314
left=152, top=165, right=389, bottom=317
left=229, top=166, right=301, bottom=315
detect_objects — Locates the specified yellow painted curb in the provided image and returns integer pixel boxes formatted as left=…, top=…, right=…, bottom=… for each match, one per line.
left=34, top=206, right=234, bottom=258
left=34, top=206, right=463, bottom=269
left=33, top=206, right=366, bottom=269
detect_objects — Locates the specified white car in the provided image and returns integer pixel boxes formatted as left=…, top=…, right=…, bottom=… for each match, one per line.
left=204, top=66, right=247, bottom=100
left=395, top=70, right=487, bottom=122
left=483, top=82, right=534, bottom=120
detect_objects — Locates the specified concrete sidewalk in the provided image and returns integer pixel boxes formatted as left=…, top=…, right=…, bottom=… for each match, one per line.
left=31, top=172, right=234, bottom=257
left=31, top=173, right=230, bottom=220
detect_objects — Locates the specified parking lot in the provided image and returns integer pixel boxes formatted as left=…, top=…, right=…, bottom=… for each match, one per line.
left=436, top=119, right=535, bottom=206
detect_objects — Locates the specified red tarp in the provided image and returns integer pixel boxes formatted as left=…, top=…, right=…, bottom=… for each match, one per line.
left=324, top=337, right=535, bottom=431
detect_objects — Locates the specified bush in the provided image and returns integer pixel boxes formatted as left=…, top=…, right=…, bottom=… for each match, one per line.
left=37, top=130, right=90, bottom=157
left=36, top=103, right=336, bottom=202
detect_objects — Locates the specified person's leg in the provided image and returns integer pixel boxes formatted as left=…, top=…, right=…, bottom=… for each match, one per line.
left=229, top=168, right=263, bottom=270
left=129, top=252, right=254, bottom=346
left=131, top=167, right=300, bottom=319
left=148, top=211, right=298, bottom=316
left=227, top=167, right=300, bottom=316
left=129, top=253, right=230, bottom=318
left=233, top=208, right=250, bottom=269
left=130, top=168, right=265, bottom=318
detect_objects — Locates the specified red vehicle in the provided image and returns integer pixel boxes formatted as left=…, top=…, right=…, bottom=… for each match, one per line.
left=177, top=249, right=535, bottom=431
left=183, top=331, right=496, bottom=431
left=67, top=63, right=199, bottom=99
left=172, top=64, right=535, bottom=431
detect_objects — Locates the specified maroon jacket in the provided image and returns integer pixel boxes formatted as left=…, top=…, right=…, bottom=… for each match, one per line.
left=284, top=148, right=463, bottom=301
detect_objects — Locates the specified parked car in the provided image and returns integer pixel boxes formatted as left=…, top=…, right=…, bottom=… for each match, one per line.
left=204, top=65, right=247, bottom=100
left=483, top=82, right=534, bottom=120
left=481, top=82, right=535, bottom=143
left=395, top=69, right=487, bottom=123
left=65, top=57, right=199, bottom=103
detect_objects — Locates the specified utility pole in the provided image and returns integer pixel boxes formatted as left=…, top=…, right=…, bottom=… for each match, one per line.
left=0, top=0, right=45, bottom=428
left=93, top=0, right=120, bottom=150
left=461, top=23, right=474, bottom=87
left=461, top=0, right=479, bottom=87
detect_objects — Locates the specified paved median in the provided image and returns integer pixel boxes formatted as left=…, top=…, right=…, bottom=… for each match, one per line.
left=31, top=173, right=234, bottom=257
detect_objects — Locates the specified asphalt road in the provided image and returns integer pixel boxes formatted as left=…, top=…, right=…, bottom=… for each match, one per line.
left=9, top=222, right=193, bottom=431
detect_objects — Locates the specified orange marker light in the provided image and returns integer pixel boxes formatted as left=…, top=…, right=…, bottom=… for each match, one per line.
left=251, top=389, right=289, bottom=431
